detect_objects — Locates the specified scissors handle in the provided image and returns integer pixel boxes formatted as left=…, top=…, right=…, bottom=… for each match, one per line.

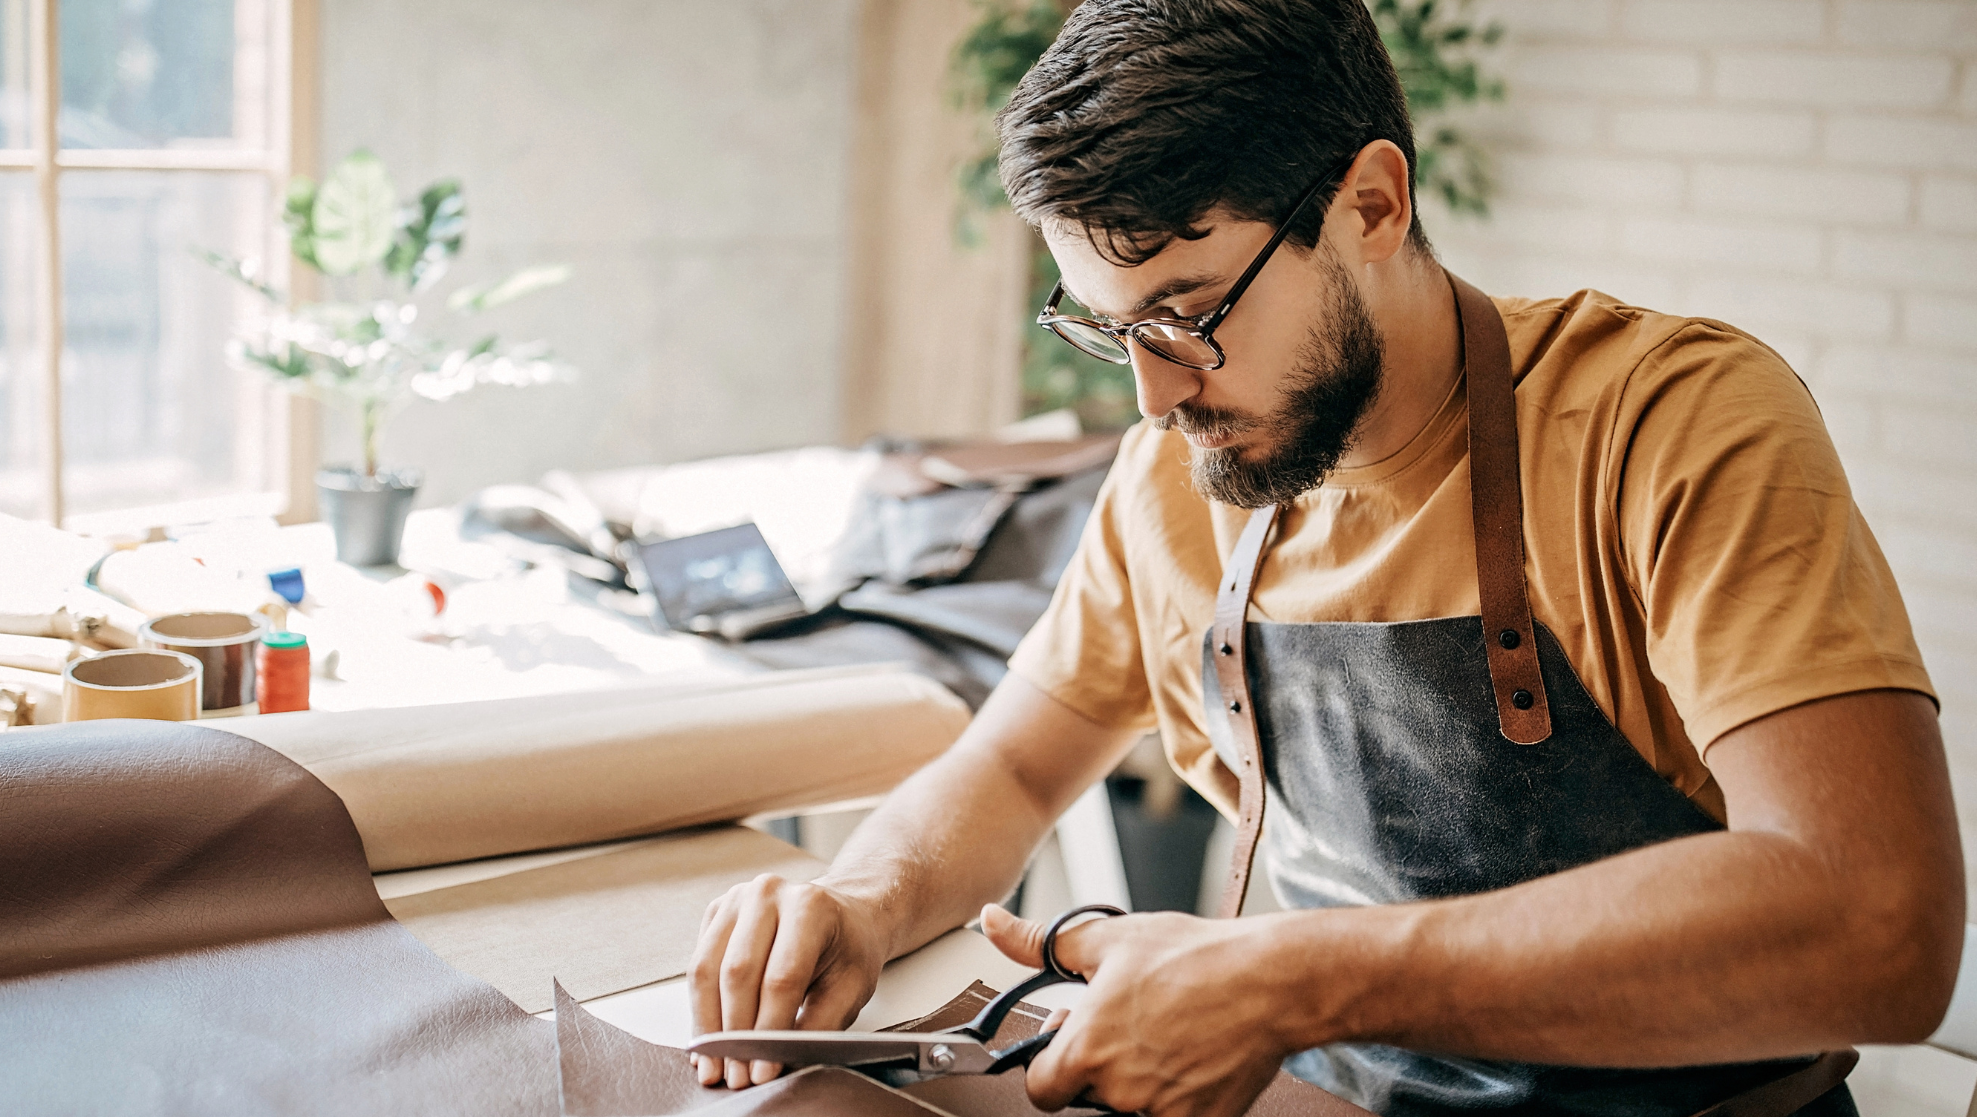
left=986, top=1030, right=1121, bottom=1113
left=954, top=903, right=1125, bottom=1042
left=984, top=1027, right=1059, bottom=1073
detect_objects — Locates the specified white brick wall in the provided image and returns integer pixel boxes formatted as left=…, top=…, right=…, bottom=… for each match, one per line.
left=1430, top=0, right=1977, bottom=924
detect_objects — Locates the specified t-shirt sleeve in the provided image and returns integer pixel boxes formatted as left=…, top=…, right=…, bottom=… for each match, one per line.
left=1006, top=430, right=1158, bottom=732
left=1615, top=324, right=1935, bottom=753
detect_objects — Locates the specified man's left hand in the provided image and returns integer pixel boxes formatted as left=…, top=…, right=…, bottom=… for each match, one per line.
left=980, top=903, right=1291, bottom=1116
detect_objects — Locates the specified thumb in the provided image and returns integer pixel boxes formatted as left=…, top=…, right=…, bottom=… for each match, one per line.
left=980, top=903, right=1046, bottom=967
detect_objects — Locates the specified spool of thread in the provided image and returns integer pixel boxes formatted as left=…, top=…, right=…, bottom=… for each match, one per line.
left=256, top=631, right=310, bottom=714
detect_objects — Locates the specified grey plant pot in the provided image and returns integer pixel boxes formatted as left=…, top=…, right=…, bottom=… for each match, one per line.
left=317, top=466, right=422, bottom=567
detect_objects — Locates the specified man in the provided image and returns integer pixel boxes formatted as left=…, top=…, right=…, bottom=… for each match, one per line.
left=689, top=2, right=1962, bottom=1114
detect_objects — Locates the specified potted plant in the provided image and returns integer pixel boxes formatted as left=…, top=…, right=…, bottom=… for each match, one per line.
left=205, top=149, right=572, bottom=566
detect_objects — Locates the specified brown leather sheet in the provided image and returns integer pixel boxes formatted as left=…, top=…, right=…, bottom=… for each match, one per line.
left=0, top=719, right=556, bottom=1116
left=1, top=719, right=1365, bottom=1116
left=553, top=979, right=1373, bottom=1117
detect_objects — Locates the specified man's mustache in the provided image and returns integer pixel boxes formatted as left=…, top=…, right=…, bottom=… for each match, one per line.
left=1152, top=403, right=1263, bottom=441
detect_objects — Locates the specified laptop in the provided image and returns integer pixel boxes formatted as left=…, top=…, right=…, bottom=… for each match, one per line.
left=633, top=522, right=810, bottom=641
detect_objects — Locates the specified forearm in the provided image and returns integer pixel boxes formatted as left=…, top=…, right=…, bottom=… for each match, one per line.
left=1267, top=825, right=1958, bottom=1065
left=821, top=747, right=1055, bottom=960
left=819, top=674, right=1141, bottom=962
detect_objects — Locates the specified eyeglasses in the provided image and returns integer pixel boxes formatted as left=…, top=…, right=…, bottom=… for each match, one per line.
left=1035, top=150, right=1360, bottom=372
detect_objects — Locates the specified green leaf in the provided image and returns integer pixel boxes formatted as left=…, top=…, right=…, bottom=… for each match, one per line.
left=446, top=264, right=572, bottom=314
left=1369, top=0, right=1505, bottom=217
left=283, top=175, right=322, bottom=271
left=311, top=151, right=399, bottom=276
left=238, top=342, right=312, bottom=381
left=385, top=178, right=467, bottom=291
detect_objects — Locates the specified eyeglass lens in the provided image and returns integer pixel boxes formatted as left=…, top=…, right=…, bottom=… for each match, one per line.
left=1051, top=320, right=1131, bottom=362
left=1133, top=323, right=1219, bottom=367
left=1048, top=319, right=1223, bottom=368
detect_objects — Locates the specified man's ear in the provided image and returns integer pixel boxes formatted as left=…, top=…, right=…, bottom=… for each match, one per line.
left=1337, top=140, right=1413, bottom=266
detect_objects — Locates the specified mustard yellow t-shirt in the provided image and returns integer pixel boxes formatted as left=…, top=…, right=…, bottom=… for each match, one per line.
left=1007, top=289, right=1935, bottom=823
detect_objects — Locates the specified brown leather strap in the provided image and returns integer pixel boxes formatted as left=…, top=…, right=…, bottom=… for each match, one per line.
left=1211, top=271, right=1549, bottom=918
left=1212, top=503, right=1280, bottom=919
left=1450, top=272, right=1552, bottom=745
left=1686, top=1049, right=1858, bottom=1117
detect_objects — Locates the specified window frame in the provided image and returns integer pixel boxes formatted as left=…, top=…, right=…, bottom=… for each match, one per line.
left=1, top=0, right=317, bottom=533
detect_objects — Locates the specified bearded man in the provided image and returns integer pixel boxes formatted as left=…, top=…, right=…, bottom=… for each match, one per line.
left=687, top=2, right=1961, bottom=1114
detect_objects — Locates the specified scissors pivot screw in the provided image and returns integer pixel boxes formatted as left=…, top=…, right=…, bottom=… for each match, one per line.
left=927, top=1044, right=955, bottom=1071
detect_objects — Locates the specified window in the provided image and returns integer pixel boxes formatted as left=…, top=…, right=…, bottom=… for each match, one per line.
left=0, top=0, right=304, bottom=533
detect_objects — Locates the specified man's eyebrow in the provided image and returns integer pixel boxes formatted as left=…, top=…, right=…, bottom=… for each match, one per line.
left=1062, top=273, right=1227, bottom=320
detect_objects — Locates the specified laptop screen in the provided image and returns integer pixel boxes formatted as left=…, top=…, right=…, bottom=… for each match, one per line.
left=634, top=522, right=806, bottom=634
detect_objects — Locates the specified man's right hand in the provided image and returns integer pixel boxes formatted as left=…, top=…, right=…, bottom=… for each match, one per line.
left=684, top=676, right=1144, bottom=1092
left=689, top=872, right=889, bottom=1090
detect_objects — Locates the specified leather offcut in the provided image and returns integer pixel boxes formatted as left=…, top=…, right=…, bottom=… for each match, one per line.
left=0, top=719, right=557, bottom=1116
left=555, top=979, right=1374, bottom=1117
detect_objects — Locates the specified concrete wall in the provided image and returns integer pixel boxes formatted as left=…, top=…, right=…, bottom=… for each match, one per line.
left=317, top=0, right=863, bottom=507
left=1425, top=0, right=1977, bottom=900
left=315, top=0, right=1026, bottom=508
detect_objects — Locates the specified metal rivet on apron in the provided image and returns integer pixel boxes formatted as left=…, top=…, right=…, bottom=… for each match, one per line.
left=1512, top=689, right=1534, bottom=710
left=1219, top=643, right=1233, bottom=655
left=1498, top=629, right=1520, bottom=649
left=1229, top=700, right=1242, bottom=714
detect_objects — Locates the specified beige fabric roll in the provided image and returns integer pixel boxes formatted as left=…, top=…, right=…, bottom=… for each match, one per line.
left=229, top=667, right=970, bottom=871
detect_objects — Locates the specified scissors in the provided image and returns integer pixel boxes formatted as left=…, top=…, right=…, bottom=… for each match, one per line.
left=688, top=904, right=1125, bottom=1088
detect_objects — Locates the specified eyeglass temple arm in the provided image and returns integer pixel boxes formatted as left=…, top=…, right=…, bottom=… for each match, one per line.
left=1037, top=145, right=1355, bottom=334
left=1199, top=152, right=1357, bottom=334
left=1038, top=280, right=1066, bottom=321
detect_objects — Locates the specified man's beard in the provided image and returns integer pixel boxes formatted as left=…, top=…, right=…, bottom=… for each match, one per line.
left=1154, top=258, right=1386, bottom=509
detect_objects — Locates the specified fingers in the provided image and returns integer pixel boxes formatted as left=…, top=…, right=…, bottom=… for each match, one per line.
left=689, top=888, right=742, bottom=1086
left=797, top=969, right=875, bottom=1033
left=980, top=903, right=1047, bottom=967
left=1042, top=1006, right=1070, bottom=1033
left=1023, top=1012, right=1096, bottom=1112
left=747, top=886, right=838, bottom=1085
left=719, top=877, right=786, bottom=1089
left=688, top=875, right=879, bottom=1090
left=1040, top=913, right=1115, bottom=979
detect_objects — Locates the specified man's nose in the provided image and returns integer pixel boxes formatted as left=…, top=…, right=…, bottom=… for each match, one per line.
left=1131, top=344, right=1202, bottom=420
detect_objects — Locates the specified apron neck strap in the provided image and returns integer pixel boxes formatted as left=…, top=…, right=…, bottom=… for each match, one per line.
left=1452, top=271, right=1553, bottom=746
left=1210, top=504, right=1278, bottom=919
left=1210, top=269, right=1551, bottom=918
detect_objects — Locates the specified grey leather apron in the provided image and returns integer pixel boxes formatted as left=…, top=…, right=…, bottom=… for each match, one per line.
left=1199, top=273, right=1857, bottom=1117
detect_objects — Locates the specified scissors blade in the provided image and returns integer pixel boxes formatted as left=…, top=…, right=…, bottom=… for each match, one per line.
left=686, top=1030, right=997, bottom=1077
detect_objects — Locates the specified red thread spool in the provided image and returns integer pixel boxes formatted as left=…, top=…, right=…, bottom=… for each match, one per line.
left=256, top=631, right=311, bottom=713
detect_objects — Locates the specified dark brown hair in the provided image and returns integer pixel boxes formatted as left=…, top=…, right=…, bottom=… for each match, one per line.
left=996, top=0, right=1426, bottom=265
